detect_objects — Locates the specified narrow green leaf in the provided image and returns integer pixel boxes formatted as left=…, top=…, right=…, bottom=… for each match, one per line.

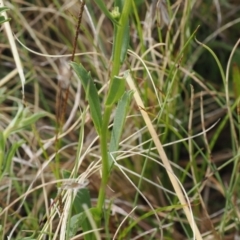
left=0, top=7, right=10, bottom=24
left=4, top=140, right=25, bottom=174
left=105, top=76, right=125, bottom=107
left=111, top=20, right=129, bottom=65
left=0, top=7, right=9, bottom=13
left=233, top=63, right=240, bottom=100
left=111, top=0, right=131, bottom=76
left=4, top=105, right=46, bottom=138
left=71, top=62, right=102, bottom=135
left=119, top=21, right=130, bottom=64
left=108, top=90, right=133, bottom=170
left=19, top=112, right=46, bottom=129
left=4, top=104, right=24, bottom=138
left=0, top=16, right=9, bottom=24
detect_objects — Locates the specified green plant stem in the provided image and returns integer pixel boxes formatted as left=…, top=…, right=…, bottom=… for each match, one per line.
left=96, top=0, right=132, bottom=221
left=110, top=0, right=132, bottom=79
left=97, top=106, right=112, bottom=212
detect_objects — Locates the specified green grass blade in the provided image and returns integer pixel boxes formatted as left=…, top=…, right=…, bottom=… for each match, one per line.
left=71, top=62, right=102, bottom=135
left=119, top=21, right=129, bottom=64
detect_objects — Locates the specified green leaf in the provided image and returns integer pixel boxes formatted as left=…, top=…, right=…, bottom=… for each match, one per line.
left=105, top=75, right=125, bottom=107
left=233, top=63, right=240, bottom=100
left=71, top=62, right=103, bottom=135
left=108, top=90, right=133, bottom=170
left=135, top=0, right=144, bottom=5
left=0, top=7, right=9, bottom=13
left=89, top=207, right=102, bottom=222
left=110, top=0, right=131, bottom=76
left=0, top=16, right=8, bottom=24
left=4, top=140, right=25, bottom=174
left=0, top=7, right=10, bottom=24
left=19, top=112, right=46, bottom=129
left=62, top=169, right=71, bottom=178
left=3, top=105, right=47, bottom=138
left=64, top=169, right=93, bottom=239
left=119, top=21, right=130, bottom=64
left=69, top=206, right=100, bottom=239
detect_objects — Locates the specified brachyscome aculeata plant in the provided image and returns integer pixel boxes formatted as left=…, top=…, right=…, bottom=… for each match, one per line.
left=71, top=0, right=133, bottom=230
